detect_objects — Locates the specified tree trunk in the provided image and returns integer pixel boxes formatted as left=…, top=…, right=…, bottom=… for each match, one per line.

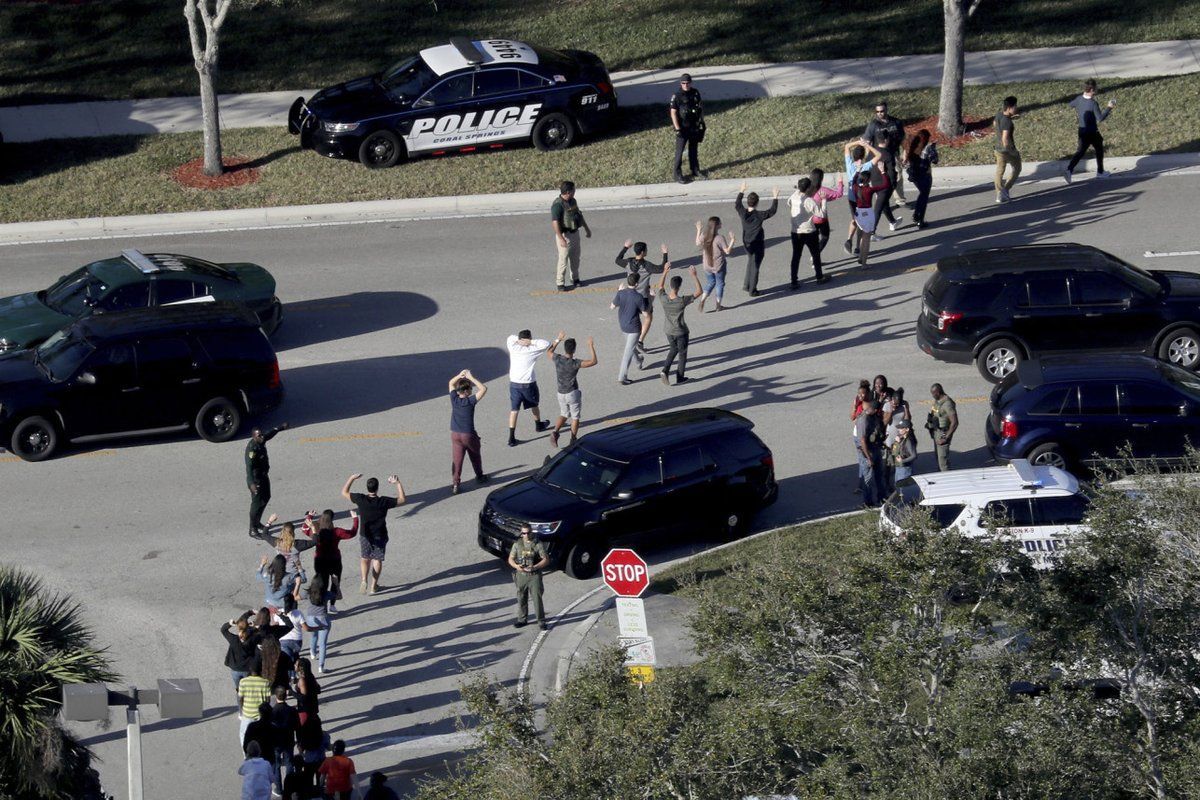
left=938, top=0, right=967, bottom=138
left=197, top=63, right=223, bottom=176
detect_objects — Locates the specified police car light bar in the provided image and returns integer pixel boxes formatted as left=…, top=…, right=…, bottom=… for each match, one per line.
left=451, top=37, right=485, bottom=65
left=121, top=249, right=160, bottom=274
left=1009, top=459, right=1043, bottom=488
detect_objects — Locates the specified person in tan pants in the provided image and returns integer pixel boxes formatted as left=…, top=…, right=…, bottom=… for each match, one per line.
left=551, top=180, right=592, bottom=290
left=994, top=96, right=1021, bottom=202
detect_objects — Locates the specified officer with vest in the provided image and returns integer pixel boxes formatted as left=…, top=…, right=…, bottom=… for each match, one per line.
left=928, top=383, right=958, bottom=472
left=508, top=525, right=550, bottom=629
left=245, top=423, right=288, bottom=538
left=669, top=73, right=707, bottom=184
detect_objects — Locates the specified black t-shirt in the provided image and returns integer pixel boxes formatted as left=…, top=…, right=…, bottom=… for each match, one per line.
left=350, top=492, right=398, bottom=544
left=669, top=88, right=703, bottom=129
left=449, top=391, right=478, bottom=434
left=554, top=354, right=583, bottom=394
left=994, top=112, right=1016, bottom=152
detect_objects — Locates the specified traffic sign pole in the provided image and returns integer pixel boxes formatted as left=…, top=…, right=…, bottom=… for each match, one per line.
left=601, top=549, right=656, bottom=684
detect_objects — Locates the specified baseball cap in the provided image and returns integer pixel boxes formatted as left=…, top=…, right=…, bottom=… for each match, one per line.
left=897, top=419, right=912, bottom=430
left=680, top=73, right=693, bottom=82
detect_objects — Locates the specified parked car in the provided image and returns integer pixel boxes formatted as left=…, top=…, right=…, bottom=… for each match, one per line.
left=985, top=355, right=1200, bottom=470
left=881, top=459, right=1089, bottom=569
left=0, top=303, right=283, bottom=461
left=0, top=249, right=282, bottom=353
left=477, top=408, right=777, bottom=578
left=915, top=243, right=1200, bottom=383
left=288, top=37, right=617, bottom=168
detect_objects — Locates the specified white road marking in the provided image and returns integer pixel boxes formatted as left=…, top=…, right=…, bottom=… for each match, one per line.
left=1144, top=250, right=1200, bottom=258
left=516, top=583, right=607, bottom=700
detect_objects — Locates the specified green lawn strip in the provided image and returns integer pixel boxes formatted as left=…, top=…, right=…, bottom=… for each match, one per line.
left=1, top=0, right=1197, bottom=103
left=3, top=75, right=1197, bottom=224
left=652, top=512, right=873, bottom=596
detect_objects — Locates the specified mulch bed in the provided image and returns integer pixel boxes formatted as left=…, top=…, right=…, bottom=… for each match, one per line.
left=904, top=114, right=994, bottom=147
left=171, top=156, right=261, bottom=190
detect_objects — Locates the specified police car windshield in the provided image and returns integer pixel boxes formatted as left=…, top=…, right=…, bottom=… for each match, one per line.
left=43, top=266, right=107, bottom=316
left=380, top=57, right=437, bottom=100
left=538, top=448, right=623, bottom=500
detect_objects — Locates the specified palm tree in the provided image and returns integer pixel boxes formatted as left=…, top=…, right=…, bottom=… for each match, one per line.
left=0, top=564, right=117, bottom=799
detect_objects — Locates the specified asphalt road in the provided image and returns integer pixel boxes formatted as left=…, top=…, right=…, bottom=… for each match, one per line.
left=3, top=169, right=1198, bottom=798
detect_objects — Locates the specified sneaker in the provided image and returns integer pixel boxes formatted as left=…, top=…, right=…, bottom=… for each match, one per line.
left=693, top=169, right=709, bottom=180
left=359, top=580, right=368, bottom=594
left=635, top=340, right=646, bottom=354
left=370, top=582, right=382, bottom=594
left=660, top=372, right=670, bottom=386
left=1063, top=168, right=1073, bottom=184
left=508, top=438, right=518, bottom=447
left=842, top=238, right=853, bottom=255
left=514, top=620, right=527, bottom=628
left=816, top=276, right=831, bottom=284
left=1096, top=170, right=1111, bottom=178
left=476, top=474, right=490, bottom=484
left=556, top=285, right=567, bottom=292
left=573, top=279, right=581, bottom=287
left=619, top=378, right=633, bottom=386
left=538, top=620, right=548, bottom=631
left=790, top=281, right=800, bottom=291
left=872, top=231, right=885, bottom=241
left=550, top=430, right=559, bottom=448
left=995, top=191, right=1004, bottom=204
left=636, top=352, right=645, bottom=369
left=535, top=420, right=550, bottom=433
left=698, top=296, right=706, bottom=312
left=749, top=289, right=759, bottom=297
left=328, top=605, right=337, bottom=615
left=451, top=482, right=460, bottom=495
left=889, top=217, right=903, bottom=231
left=675, top=376, right=691, bottom=384
left=675, top=174, right=689, bottom=185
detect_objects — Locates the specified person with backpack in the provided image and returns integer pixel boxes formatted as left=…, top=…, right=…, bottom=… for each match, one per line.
left=841, top=139, right=882, bottom=256
left=851, top=169, right=890, bottom=268
left=855, top=399, right=885, bottom=507
left=302, top=509, right=358, bottom=612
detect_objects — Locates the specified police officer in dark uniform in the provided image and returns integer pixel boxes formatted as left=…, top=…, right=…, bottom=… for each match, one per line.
left=245, top=423, right=288, bottom=538
left=669, top=73, right=707, bottom=185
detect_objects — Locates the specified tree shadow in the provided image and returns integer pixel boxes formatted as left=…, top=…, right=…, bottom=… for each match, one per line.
left=274, top=291, right=439, bottom=351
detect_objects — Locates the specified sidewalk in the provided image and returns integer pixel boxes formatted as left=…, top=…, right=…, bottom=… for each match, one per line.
left=4, top=153, right=1198, bottom=247
left=1, top=40, right=1197, bottom=143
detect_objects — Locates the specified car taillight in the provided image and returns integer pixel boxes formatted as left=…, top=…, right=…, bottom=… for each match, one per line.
left=595, top=81, right=613, bottom=96
left=268, top=358, right=281, bottom=390
left=1001, top=419, right=1018, bottom=439
left=761, top=453, right=774, bottom=470
left=936, top=310, right=963, bottom=331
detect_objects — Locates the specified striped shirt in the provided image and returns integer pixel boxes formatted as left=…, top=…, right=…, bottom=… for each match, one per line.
left=237, top=675, right=271, bottom=719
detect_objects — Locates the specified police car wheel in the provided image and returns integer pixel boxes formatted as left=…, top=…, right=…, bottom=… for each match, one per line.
left=196, top=397, right=242, bottom=443
left=10, top=415, right=58, bottom=462
left=564, top=540, right=601, bottom=579
left=358, top=130, right=403, bottom=169
left=532, top=113, right=576, bottom=152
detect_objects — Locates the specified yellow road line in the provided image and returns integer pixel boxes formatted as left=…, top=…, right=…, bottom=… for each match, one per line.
left=958, top=396, right=989, bottom=403
left=299, top=432, right=422, bottom=443
left=904, top=265, right=934, bottom=274
left=0, top=449, right=116, bottom=463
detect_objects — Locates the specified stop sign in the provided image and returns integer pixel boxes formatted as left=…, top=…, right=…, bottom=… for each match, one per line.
left=600, top=548, right=650, bottom=597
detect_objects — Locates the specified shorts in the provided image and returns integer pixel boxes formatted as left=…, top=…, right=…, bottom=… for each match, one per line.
left=359, top=537, right=387, bottom=561
left=557, top=390, right=582, bottom=420
left=509, top=381, right=540, bottom=411
left=853, top=207, right=876, bottom=233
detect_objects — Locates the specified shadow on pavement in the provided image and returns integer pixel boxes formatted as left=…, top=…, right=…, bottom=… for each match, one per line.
left=275, top=291, right=438, bottom=351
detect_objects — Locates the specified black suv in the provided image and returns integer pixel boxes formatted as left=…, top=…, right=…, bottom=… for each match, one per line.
left=477, top=408, right=777, bottom=578
left=985, top=355, right=1200, bottom=469
left=0, top=303, right=283, bottom=461
left=916, top=244, right=1200, bottom=383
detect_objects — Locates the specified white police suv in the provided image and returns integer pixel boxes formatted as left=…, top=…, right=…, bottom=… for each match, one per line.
left=288, top=37, right=618, bottom=168
left=880, top=459, right=1090, bottom=569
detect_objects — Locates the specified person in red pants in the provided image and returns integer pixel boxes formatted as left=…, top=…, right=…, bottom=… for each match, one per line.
left=448, top=369, right=489, bottom=494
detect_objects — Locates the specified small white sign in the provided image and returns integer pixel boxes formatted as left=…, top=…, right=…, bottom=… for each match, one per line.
left=615, top=597, right=648, bottom=637
left=619, top=636, right=656, bottom=666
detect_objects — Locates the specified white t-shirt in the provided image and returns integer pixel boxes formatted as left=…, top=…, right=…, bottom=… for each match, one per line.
left=281, top=610, right=303, bottom=643
left=507, top=335, right=550, bottom=383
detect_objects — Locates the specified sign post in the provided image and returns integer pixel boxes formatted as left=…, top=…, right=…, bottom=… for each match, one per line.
left=601, top=549, right=655, bottom=684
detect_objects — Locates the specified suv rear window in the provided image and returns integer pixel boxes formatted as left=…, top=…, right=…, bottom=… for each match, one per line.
left=928, top=276, right=996, bottom=311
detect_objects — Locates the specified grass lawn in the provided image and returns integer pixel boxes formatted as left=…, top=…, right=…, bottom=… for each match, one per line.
left=3, top=74, right=1197, bottom=224
left=653, top=511, right=874, bottom=596
left=2, top=1, right=1198, bottom=103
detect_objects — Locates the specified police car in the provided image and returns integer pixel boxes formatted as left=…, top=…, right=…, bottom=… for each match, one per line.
left=288, top=38, right=618, bottom=169
left=880, top=460, right=1091, bottom=569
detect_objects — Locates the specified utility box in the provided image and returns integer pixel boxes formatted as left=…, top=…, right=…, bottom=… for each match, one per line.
left=61, top=683, right=110, bottom=722
left=156, top=679, right=203, bottom=718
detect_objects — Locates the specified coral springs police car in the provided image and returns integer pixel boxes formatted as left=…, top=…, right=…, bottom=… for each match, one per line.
left=288, top=38, right=618, bottom=169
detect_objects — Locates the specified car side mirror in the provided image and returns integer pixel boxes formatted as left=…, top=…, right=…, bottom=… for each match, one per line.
left=77, top=371, right=96, bottom=385
left=414, top=97, right=433, bottom=108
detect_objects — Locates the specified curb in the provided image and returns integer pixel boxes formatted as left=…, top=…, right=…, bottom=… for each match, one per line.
left=536, top=507, right=866, bottom=701
left=4, top=153, right=1200, bottom=247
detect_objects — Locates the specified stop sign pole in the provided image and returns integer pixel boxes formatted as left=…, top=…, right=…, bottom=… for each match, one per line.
left=600, top=549, right=655, bottom=684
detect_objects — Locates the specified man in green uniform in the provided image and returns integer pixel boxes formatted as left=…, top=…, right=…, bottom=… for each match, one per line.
left=508, top=525, right=550, bottom=630
left=929, top=384, right=958, bottom=472
left=245, top=423, right=288, bottom=538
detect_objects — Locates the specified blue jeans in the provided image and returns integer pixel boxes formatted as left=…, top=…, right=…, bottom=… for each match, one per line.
left=280, top=638, right=300, bottom=663
left=308, top=621, right=330, bottom=671
left=857, top=449, right=881, bottom=506
left=702, top=266, right=726, bottom=304
left=618, top=331, right=641, bottom=381
left=273, top=747, right=293, bottom=791
left=894, top=464, right=913, bottom=483
left=229, top=668, right=249, bottom=693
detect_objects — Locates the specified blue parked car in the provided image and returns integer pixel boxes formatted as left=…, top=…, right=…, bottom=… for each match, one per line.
left=986, top=355, right=1200, bottom=469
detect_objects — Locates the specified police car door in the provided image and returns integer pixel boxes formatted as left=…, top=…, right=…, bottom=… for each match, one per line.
left=1028, top=494, right=1090, bottom=562
left=405, top=72, right=478, bottom=154
left=981, top=498, right=1049, bottom=568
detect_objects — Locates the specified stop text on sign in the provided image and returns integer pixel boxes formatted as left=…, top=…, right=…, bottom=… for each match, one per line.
left=600, top=548, right=650, bottom=597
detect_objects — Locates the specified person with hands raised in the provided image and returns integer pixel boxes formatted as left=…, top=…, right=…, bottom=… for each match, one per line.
left=615, top=240, right=668, bottom=353
left=447, top=368, right=489, bottom=495
left=342, top=473, right=405, bottom=595
left=656, top=262, right=703, bottom=385
left=546, top=330, right=598, bottom=448
left=734, top=181, right=779, bottom=297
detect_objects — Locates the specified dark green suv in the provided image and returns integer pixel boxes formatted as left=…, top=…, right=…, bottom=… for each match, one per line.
left=0, top=249, right=282, bottom=353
